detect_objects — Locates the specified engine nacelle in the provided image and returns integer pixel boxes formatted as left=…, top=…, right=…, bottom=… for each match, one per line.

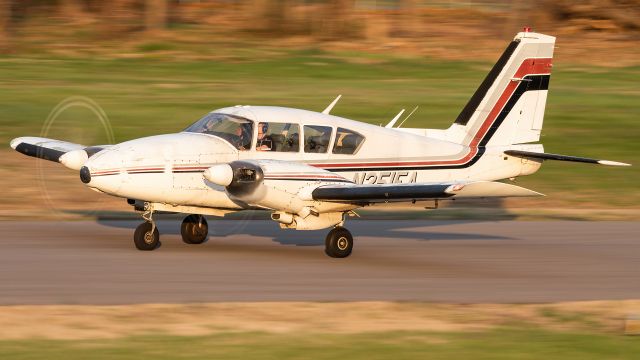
left=205, top=160, right=309, bottom=215
left=203, top=164, right=234, bottom=187
left=59, top=146, right=107, bottom=171
left=59, top=149, right=89, bottom=171
left=204, top=160, right=355, bottom=230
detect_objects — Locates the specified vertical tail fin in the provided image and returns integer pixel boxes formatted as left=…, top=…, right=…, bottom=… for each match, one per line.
left=447, top=31, right=555, bottom=147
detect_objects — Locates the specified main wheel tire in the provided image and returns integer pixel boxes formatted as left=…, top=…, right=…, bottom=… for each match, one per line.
left=181, top=214, right=209, bottom=245
left=133, top=222, right=160, bottom=251
left=325, top=227, right=353, bottom=258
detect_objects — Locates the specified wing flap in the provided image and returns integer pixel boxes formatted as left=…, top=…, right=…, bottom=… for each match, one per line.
left=445, top=181, right=543, bottom=198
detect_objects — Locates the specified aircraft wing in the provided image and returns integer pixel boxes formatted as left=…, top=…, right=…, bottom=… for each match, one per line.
left=311, top=180, right=543, bottom=204
left=10, top=136, right=109, bottom=170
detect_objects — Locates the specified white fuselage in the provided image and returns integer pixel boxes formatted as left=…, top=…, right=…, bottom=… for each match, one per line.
left=82, top=105, right=542, bottom=211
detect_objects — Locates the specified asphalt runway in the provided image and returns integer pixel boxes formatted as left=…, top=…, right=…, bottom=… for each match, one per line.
left=0, top=219, right=638, bottom=304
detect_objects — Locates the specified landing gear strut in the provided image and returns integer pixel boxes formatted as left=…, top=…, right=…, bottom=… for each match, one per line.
left=133, top=204, right=160, bottom=250
left=181, top=214, right=208, bottom=244
left=325, top=226, right=353, bottom=258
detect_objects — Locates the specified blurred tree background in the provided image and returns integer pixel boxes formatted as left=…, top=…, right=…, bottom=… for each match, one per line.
left=0, top=1, right=638, bottom=217
left=0, top=0, right=638, bottom=62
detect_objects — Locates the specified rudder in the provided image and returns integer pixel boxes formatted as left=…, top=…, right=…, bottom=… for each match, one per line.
left=446, top=30, right=555, bottom=147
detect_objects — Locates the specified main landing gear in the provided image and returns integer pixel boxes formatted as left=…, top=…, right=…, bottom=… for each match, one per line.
left=325, top=226, right=353, bottom=258
left=180, top=214, right=208, bottom=244
left=133, top=205, right=209, bottom=251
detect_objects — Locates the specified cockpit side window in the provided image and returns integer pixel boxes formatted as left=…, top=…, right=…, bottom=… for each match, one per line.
left=256, top=122, right=300, bottom=152
left=303, top=125, right=332, bottom=153
left=183, top=113, right=253, bottom=150
left=332, top=127, right=365, bottom=155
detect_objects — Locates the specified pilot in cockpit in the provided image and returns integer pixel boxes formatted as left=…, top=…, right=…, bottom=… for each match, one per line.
left=234, top=122, right=252, bottom=150
left=257, top=122, right=273, bottom=151
left=202, top=118, right=216, bottom=134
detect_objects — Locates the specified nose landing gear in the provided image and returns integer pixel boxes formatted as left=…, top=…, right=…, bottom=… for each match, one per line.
left=134, top=222, right=160, bottom=250
left=133, top=205, right=160, bottom=250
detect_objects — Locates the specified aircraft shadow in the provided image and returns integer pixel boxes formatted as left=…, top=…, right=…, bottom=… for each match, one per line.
left=96, top=217, right=513, bottom=247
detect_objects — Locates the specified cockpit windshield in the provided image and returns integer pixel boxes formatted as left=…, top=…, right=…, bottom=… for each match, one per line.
left=183, top=113, right=253, bottom=150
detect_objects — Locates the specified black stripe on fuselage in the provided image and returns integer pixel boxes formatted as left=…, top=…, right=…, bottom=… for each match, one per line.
left=172, top=170, right=205, bottom=173
left=264, top=177, right=353, bottom=183
left=325, top=74, right=550, bottom=173
left=454, top=39, right=521, bottom=126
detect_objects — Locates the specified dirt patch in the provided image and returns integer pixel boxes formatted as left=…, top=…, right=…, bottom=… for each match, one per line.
left=0, top=301, right=637, bottom=340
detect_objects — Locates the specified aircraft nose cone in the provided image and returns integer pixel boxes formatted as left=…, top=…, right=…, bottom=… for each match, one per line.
left=80, top=166, right=91, bottom=184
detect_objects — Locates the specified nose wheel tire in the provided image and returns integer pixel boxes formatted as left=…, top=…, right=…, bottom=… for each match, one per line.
left=181, top=214, right=209, bottom=244
left=325, top=226, right=353, bottom=258
left=133, top=222, right=160, bottom=251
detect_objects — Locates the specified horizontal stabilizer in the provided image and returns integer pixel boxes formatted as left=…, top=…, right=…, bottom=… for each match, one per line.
left=505, top=150, right=631, bottom=167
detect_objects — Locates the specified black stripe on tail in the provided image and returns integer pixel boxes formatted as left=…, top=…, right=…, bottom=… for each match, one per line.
left=454, top=39, right=520, bottom=126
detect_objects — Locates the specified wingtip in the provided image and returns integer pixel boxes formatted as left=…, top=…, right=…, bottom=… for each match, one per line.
left=9, top=138, right=23, bottom=150
left=597, top=160, right=631, bottom=167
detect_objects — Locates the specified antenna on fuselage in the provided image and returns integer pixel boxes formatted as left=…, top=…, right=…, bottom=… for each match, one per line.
left=322, top=95, right=342, bottom=114
left=396, top=106, right=419, bottom=128
left=384, top=109, right=405, bottom=128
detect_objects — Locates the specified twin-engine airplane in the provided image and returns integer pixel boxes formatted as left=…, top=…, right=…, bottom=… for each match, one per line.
left=10, top=30, right=630, bottom=258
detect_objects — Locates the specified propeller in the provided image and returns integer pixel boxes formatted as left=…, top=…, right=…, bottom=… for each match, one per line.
left=35, top=96, right=114, bottom=216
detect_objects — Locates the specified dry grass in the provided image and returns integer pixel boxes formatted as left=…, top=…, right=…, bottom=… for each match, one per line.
left=0, top=301, right=637, bottom=340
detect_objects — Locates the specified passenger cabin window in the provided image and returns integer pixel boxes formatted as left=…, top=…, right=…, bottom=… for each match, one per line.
left=256, top=122, right=300, bottom=152
left=304, top=125, right=332, bottom=153
left=183, top=113, right=253, bottom=151
left=332, top=127, right=365, bottom=155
